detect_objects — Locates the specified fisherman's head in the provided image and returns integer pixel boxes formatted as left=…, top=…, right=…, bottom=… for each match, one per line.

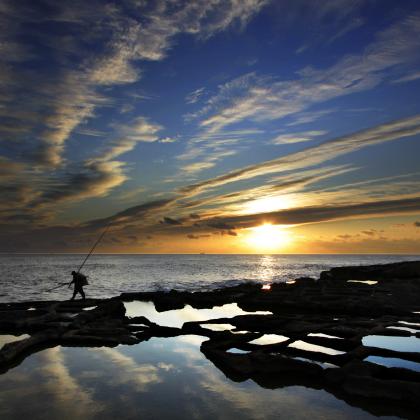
left=71, top=271, right=76, bottom=275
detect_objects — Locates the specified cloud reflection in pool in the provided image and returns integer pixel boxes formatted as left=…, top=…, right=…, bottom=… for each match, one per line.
left=124, top=301, right=271, bottom=328
left=0, top=336, right=383, bottom=419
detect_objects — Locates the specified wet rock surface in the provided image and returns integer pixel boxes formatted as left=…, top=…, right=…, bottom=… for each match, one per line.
left=1, top=260, right=420, bottom=418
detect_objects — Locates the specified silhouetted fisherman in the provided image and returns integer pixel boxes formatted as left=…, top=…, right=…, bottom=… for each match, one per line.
left=69, top=271, right=88, bottom=300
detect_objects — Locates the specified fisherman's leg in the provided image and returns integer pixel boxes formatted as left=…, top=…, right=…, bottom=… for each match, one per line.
left=71, top=288, right=77, bottom=300
left=80, top=287, right=85, bottom=300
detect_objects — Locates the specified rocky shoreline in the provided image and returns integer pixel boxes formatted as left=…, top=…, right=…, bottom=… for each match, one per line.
left=1, top=260, right=420, bottom=418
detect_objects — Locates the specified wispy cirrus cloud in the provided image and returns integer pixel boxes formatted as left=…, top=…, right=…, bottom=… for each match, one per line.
left=190, top=12, right=420, bottom=135
left=94, top=116, right=163, bottom=162
left=2, top=0, right=267, bottom=157
left=286, top=109, right=334, bottom=127
left=173, top=12, right=420, bottom=178
left=179, top=114, right=420, bottom=195
left=159, top=136, right=178, bottom=144
left=175, top=128, right=263, bottom=175
left=271, top=130, right=327, bottom=145
left=185, top=87, right=206, bottom=104
left=34, top=1, right=268, bottom=167
left=392, top=71, right=420, bottom=84
left=179, top=149, right=237, bottom=175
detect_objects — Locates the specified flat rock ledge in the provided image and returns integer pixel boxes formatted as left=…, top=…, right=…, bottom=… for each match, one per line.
left=1, top=260, right=420, bottom=418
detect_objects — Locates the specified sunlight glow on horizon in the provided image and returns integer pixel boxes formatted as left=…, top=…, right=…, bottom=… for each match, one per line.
left=245, top=223, right=292, bottom=252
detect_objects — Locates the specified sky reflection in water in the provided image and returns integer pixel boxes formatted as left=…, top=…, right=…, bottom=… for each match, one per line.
left=362, top=335, right=420, bottom=353
left=365, top=356, right=420, bottom=372
left=124, top=301, right=271, bottom=328
left=0, top=336, right=388, bottom=420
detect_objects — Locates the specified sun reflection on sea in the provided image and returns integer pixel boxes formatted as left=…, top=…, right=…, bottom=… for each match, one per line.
left=256, top=255, right=277, bottom=283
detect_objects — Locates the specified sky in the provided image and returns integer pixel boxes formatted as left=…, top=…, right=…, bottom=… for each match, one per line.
left=1, top=0, right=420, bottom=254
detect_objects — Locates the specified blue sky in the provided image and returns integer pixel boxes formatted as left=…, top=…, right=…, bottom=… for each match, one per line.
left=1, top=0, right=420, bottom=253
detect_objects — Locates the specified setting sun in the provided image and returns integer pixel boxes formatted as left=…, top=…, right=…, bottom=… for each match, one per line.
left=246, top=224, right=292, bottom=252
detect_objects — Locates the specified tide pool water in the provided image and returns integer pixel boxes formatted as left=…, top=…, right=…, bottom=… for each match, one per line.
left=0, top=337, right=392, bottom=420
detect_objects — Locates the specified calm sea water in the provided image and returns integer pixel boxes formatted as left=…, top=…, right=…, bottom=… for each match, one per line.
left=0, top=253, right=418, bottom=303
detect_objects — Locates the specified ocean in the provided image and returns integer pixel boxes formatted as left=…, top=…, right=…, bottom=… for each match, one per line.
left=0, top=253, right=418, bottom=303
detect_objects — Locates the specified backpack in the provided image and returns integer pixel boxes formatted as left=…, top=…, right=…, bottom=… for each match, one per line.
left=77, top=273, right=89, bottom=286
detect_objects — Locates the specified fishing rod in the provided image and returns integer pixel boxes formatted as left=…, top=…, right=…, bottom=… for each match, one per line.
left=44, top=222, right=112, bottom=293
left=45, top=282, right=69, bottom=293
left=76, top=221, right=112, bottom=273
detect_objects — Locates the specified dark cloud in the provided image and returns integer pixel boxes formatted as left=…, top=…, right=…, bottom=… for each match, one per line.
left=0, top=158, right=25, bottom=181
left=187, top=233, right=211, bottom=239
left=33, top=161, right=126, bottom=207
left=415, top=221, right=420, bottom=227
left=207, top=220, right=236, bottom=230
left=361, top=229, right=384, bottom=236
left=0, top=157, right=129, bottom=226
left=160, top=216, right=182, bottom=225
left=337, top=234, right=352, bottom=240
left=190, top=213, right=200, bottom=219
left=86, top=198, right=176, bottom=228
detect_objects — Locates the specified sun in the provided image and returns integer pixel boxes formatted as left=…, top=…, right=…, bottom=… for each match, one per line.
left=245, top=223, right=291, bottom=252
